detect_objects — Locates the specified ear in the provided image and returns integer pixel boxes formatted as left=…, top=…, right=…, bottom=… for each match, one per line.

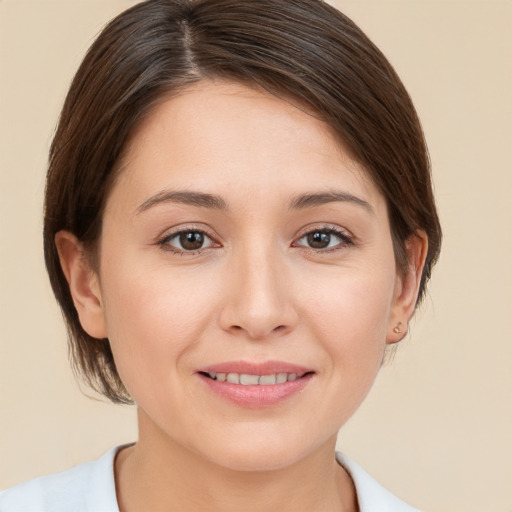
left=55, top=231, right=107, bottom=339
left=387, top=231, right=428, bottom=344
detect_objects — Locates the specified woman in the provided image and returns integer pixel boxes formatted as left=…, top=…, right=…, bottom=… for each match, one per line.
left=0, top=0, right=441, bottom=510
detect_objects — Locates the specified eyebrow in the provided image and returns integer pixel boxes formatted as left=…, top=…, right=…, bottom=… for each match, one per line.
left=136, top=188, right=373, bottom=215
left=289, top=190, right=374, bottom=214
left=136, top=190, right=228, bottom=213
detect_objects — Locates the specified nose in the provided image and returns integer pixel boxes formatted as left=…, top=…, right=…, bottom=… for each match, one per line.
left=219, top=246, right=299, bottom=340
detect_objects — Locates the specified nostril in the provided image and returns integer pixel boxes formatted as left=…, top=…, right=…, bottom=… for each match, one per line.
left=228, top=323, right=288, bottom=338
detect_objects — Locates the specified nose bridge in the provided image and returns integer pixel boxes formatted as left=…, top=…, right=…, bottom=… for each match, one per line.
left=221, top=237, right=297, bottom=339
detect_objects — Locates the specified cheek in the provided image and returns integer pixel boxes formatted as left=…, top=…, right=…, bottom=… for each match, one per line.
left=99, top=258, right=220, bottom=400
left=304, top=261, right=395, bottom=336
left=301, top=261, right=396, bottom=377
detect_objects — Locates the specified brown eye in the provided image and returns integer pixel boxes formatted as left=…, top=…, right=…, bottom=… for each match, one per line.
left=307, top=231, right=332, bottom=249
left=163, top=230, right=214, bottom=252
left=295, top=228, right=352, bottom=251
left=179, top=231, right=205, bottom=250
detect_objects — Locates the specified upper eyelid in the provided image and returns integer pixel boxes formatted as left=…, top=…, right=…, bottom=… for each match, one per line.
left=158, top=224, right=218, bottom=241
left=294, top=224, right=353, bottom=239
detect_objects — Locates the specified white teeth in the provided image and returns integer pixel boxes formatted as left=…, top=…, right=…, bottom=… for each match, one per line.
left=227, top=373, right=240, bottom=384
left=258, top=374, right=277, bottom=385
left=206, top=372, right=304, bottom=385
left=240, top=374, right=260, bottom=385
left=276, top=373, right=288, bottom=384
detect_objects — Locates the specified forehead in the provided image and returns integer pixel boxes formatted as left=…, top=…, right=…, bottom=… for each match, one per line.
left=110, top=79, right=381, bottom=212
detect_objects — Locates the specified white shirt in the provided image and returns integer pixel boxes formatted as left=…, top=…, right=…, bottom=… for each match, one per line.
left=0, top=447, right=420, bottom=511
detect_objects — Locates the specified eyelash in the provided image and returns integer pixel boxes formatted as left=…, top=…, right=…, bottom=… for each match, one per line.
left=157, top=225, right=354, bottom=255
left=293, top=226, right=354, bottom=253
left=157, top=226, right=219, bottom=255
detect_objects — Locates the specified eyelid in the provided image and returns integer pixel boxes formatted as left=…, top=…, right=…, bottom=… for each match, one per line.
left=156, top=224, right=221, bottom=253
left=292, top=224, right=354, bottom=251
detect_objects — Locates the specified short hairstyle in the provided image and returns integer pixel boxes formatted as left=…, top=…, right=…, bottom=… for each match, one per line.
left=44, top=0, right=442, bottom=403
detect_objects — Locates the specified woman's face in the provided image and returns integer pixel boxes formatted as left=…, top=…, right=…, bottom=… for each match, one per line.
left=83, top=81, right=412, bottom=471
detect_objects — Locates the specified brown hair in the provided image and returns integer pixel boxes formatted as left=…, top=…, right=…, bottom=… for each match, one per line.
left=44, top=0, right=441, bottom=403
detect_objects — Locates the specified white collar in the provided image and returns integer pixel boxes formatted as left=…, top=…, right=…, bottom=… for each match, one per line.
left=90, top=448, right=421, bottom=512
left=336, top=452, right=420, bottom=512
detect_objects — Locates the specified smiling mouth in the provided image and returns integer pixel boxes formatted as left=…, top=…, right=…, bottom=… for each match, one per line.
left=199, top=371, right=313, bottom=385
left=197, top=365, right=315, bottom=407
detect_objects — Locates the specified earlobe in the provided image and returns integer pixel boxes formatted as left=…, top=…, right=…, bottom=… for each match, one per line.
left=387, top=231, right=428, bottom=344
left=55, top=231, right=107, bottom=339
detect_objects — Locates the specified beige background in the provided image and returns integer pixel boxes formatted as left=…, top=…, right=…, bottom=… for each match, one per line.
left=1, top=1, right=511, bottom=510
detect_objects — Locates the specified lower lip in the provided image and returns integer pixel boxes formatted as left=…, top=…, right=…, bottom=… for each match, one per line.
left=198, top=373, right=314, bottom=408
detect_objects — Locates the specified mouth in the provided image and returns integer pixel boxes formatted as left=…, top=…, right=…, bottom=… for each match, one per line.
left=196, top=362, right=315, bottom=408
left=198, top=371, right=312, bottom=385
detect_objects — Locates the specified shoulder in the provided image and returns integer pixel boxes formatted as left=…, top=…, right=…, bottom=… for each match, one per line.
left=336, top=452, right=421, bottom=512
left=0, top=447, right=121, bottom=512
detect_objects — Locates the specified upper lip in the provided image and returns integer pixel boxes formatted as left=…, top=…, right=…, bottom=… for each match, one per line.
left=196, top=360, right=314, bottom=376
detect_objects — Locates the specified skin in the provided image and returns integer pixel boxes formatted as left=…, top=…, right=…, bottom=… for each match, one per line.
left=57, top=80, right=427, bottom=512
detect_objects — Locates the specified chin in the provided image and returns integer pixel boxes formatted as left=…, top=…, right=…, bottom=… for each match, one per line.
left=194, top=427, right=332, bottom=473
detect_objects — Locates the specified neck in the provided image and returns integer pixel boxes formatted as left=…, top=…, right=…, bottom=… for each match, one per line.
left=115, top=410, right=357, bottom=512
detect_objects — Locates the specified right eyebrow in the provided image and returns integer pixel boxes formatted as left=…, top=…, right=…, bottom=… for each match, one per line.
left=289, top=190, right=374, bottom=215
left=135, top=190, right=228, bottom=214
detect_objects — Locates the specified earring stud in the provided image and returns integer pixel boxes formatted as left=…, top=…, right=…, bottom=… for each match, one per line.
left=393, top=322, right=403, bottom=334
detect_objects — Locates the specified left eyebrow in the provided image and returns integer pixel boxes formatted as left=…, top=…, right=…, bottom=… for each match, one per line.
left=136, top=190, right=228, bottom=214
left=289, top=190, right=374, bottom=215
